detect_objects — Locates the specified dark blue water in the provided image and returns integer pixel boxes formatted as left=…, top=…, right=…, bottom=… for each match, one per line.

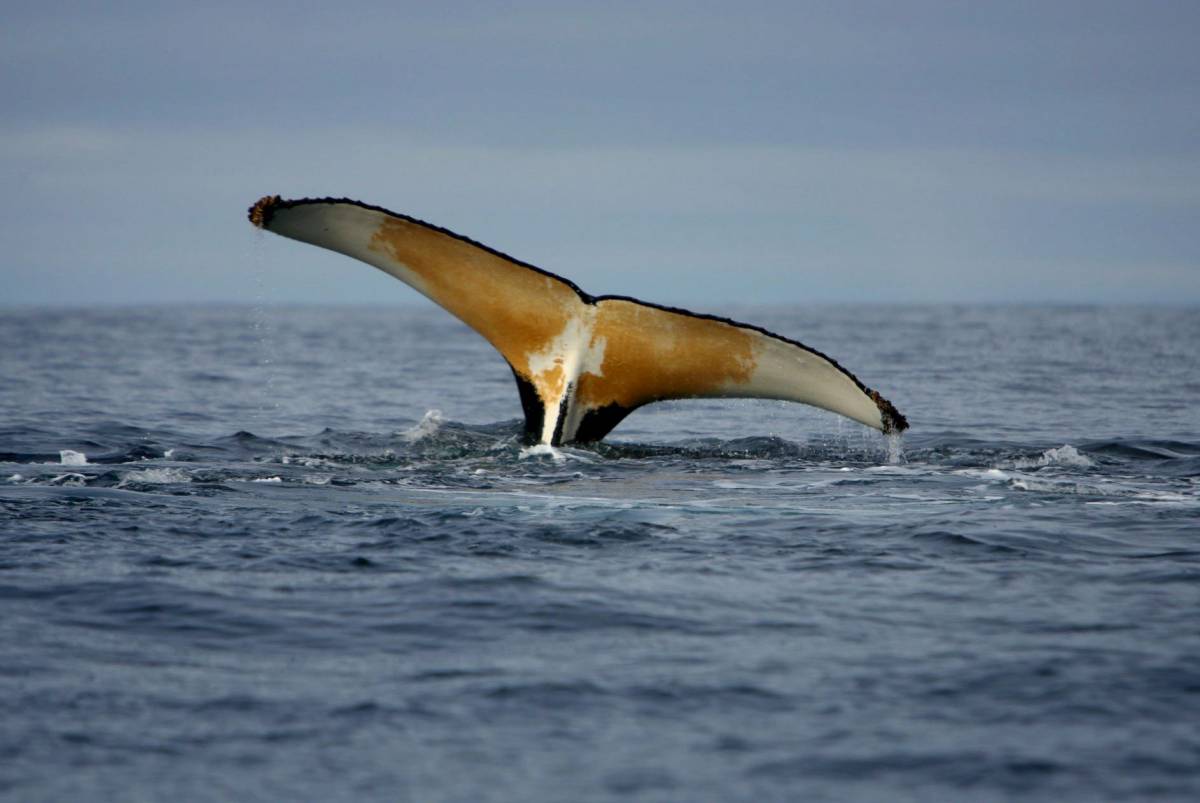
left=2, top=305, right=1198, bottom=801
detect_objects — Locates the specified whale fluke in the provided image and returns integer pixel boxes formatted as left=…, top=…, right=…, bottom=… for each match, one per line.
left=248, top=195, right=908, bottom=444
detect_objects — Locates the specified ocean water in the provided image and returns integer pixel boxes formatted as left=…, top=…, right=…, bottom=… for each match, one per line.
left=1, top=304, right=1198, bottom=802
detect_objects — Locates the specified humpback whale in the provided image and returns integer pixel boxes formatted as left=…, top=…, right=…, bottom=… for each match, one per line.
left=248, top=196, right=908, bottom=445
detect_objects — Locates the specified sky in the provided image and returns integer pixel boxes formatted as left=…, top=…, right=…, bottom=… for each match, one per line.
left=2, top=0, right=1198, bottom=308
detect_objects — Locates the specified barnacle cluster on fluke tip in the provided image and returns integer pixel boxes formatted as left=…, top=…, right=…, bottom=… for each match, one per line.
left=871, top=390, right=909, bottom=434
left=248, top=195, right=281, bottom=229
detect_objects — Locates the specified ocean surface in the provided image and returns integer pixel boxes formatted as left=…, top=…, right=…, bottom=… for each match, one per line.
left=1, top=303, right=1198, bottom=802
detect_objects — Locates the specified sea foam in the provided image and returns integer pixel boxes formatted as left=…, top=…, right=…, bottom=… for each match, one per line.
left=1015, top=444, right=1095, bottom=469
left=401, top=409, right=445, bottom=442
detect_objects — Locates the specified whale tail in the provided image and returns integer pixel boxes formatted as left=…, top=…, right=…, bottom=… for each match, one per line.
left=249, top=195, right=908, bottom=444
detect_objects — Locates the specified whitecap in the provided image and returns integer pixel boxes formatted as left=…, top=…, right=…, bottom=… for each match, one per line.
left=954, top=468, right=1010, bottom=480
left=865, top=465, right=911, bottom=473
left=1015, top=444, right=1094, bottom=469
left=518, top=444, right=596, bottom=463
left=59, top=450, right=88, bottom=466
left=252, top=476, right=283, bottom=483
left=117, top=468, right=190, bottom=487
left=520, top=444, right=566, bottom=461
left=1009, top=476, right=1114, bottom=495
left=401, top=409, right=444, bottom=442
left=277, top=455, right=338, bottom=468
left=1134, top=491, right=1191, bottom=503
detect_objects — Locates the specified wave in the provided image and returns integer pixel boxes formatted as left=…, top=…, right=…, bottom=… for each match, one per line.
left=4, top=418, right=1199, bottom=499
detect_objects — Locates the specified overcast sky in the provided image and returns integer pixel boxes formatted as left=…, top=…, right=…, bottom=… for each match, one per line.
left=2, top=1, right=1198, bottom=308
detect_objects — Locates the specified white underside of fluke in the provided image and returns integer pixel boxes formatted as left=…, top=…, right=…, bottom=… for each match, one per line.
left=524, top=310, right=608, bottom=443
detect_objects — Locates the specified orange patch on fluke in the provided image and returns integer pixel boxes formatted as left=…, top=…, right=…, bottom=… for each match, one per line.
left=367, top=216, right=582, bottom=406
left=577, top=300, right=757, bottom=411
left=367, top=216, right=761, bottom=415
